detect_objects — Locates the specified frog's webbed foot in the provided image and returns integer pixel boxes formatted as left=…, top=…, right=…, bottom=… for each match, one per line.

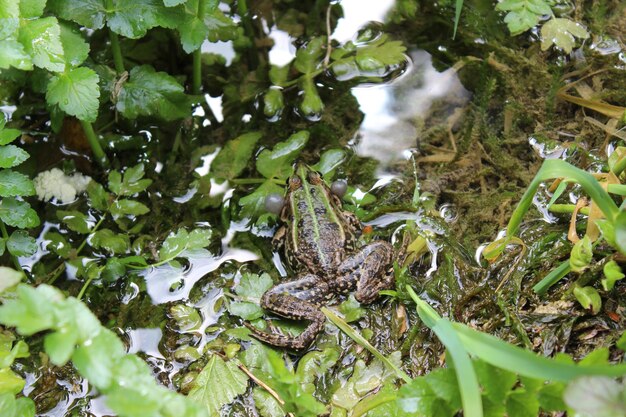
left=336, top=240, right=394, bottom=304
left=246, top=274, right=329, bottom=350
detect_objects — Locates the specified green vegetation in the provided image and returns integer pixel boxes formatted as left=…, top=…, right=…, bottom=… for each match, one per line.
left=0, top=0, right=625, bottom=416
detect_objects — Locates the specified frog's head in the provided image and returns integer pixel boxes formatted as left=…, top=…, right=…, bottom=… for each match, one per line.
left=264, top=163, right=347, bottom=216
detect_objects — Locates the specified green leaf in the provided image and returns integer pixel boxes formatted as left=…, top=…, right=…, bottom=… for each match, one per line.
left=47, top=0, right=107, bottom=30
left=338, top=295, right=365, bottom=323
left=0, top=129, right=21, bottom=146
left=57, top=210, right=91, bottom=233
left=0, top=170, right=35, bottom=197
left=59, top=23, right=90, bottom=67
left=298, top=77, right=323, bottom=118
left=17, top=17, right=65, bottom=72
left=564, top=377, right=626, bottom=417
left=116, top=65, right=191, bottom=121
left=7, top=231, right=37, bottom=257
left=0, top=267, right=23, bottom=294
left=294, top=37, right=325, bottom=74
left=101, top=258, right=126, bottom=282
left=72, top=330, right=125, bottom=389
left=177, top=0, right=235, bottom=53
left=20, top=0, right=47, bottom=18
left=109, top=164, right=152, bottom=196
left=424, top=368, right=462, bottom=410
left=0, top=370, right=25, bottom=395
left=540, top=18, right=589, bottom=53
left=573, top=286, right=602, bottom=314
left=44, top=232, right=71, bottom=258
left=0, top=285, right=57, bottom=335
left=601, top=260, right=625, bottom=291
left=46, top=67, right=100, bottom=122
left=506, top=389, right=540, bottom=417
left=170, top=304, right=202, bottom=333
left=615, top=211, right=626, bottom=255
left=110, top=199, right=150, bottom=217
left=0, top=145, right=29, bottom=168
left=0, top=0, right=20, bottom=40
left=256, top=131, right=309, bottom=179
left=311, top=149, right=346, bottom=177
left=238, top=180, right=284, bottom=218
left=474, top=359, right=517, bottom=404
left=569, top=235, right=593, bottom=272
left=496, top=0, right=552, bottom=35
left=211, top=132, right=262, bottom=180
left=228, top=273, right=273, bottom=320
left=44, top=330, right=78, bottom=366
left=107, top=0, right=182, bottom=39
left=86, top=181, right=110, bottom=210
left=0, top=198, right=39, bottom=228
left=537, top=382, right=566, bottom=411
left=188, top=354, right=249, bottom=415
left=158, top=228, right=212, bottom=262
left=253, top=388, right=285, bottom=417
left=90, top=229, right=130, bottom=254
left=397, top=378, right=449, bottom=416
left=0, top=40, right=33, bottom=71
left=355, top=37, right=406, bottom=71
left=263, top=88, right=284, bottom=118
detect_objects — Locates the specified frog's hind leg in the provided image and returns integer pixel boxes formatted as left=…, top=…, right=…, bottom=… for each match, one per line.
left=246, top=274, right=329, bottom=350
left=336, top=240, right=394, bottom=304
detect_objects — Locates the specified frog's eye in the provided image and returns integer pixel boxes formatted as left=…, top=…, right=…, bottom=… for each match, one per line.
left=307, top=171, right=322, bottom=185
left=265, top=193, right=285, bottom=214
left=288, top=175, right=301, bottom=190
left=330, top=179, right=348, bottom=197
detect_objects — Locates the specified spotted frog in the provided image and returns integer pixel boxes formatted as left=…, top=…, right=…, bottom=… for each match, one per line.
left=246, top=164, right=394, bottom=349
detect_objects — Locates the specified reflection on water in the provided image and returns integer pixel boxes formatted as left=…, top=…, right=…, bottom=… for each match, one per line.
left=354, top=50, right=470, bottom=166
left=142, top=247, right=258, bottom=304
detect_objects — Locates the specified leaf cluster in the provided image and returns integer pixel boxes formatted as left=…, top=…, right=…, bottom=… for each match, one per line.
left=0, top=114, right=39, bottom=261
left=263, top=34, right=406, bottom=120
left=0, top=280, right=209, bottom=417
left=495, top=0, right=589, bottom=52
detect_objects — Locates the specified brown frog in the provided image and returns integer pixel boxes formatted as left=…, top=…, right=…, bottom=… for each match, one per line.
left=246, top=164, right=394, bottom=349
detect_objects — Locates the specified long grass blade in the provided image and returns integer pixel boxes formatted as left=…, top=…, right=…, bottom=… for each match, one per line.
left=532, top=260, right=571, bottom=294
left=506, top=159, right=619, bottom=238
left=407, top=287, right=483, bottom=417
left=452, top=322, right=626, bottom=381
left=321, top=307, right=412, bottom=383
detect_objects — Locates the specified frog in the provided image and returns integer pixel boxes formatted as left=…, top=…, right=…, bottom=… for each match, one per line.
left=246, top=163, right=394, bottom=350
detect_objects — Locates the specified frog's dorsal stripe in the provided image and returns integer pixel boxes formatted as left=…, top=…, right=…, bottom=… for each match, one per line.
left=291, top=174, right=345, bottom=265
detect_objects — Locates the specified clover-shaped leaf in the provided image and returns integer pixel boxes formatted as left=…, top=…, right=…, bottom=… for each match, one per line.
left=541, top=18, right=589, bottom=53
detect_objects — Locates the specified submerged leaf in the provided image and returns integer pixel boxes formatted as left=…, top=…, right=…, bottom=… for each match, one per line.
left=188, top=355, right=248, bottom=415
left=211, top=132, right=262, bottom=180
left=116, top=65, right=192, bottom=121
left=540, top=18, right=589, bottom=53
left=256, top=131, right=309, bottom=179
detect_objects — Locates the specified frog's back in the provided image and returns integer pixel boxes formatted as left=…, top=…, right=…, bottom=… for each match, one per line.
left=288, top=184, right=353, bottom=272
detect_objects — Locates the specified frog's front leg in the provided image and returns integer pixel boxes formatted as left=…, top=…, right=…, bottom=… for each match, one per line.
left=246, top=274, right=330, bottom=350
left=335, top=241, right=394, bottom=303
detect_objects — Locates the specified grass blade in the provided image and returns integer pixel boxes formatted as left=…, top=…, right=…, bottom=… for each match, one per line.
left=321, top=307, right=411, bottom=383
left=532, top=260, right=571, bottom=294
left=452, top=322, right=626, bottom=381
left=407, top=286, right=483, bottom=417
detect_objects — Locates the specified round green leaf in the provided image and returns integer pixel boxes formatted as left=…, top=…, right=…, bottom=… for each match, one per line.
left=0, top=145, right=29, bottom=168
left=46, top=67, right=100, bottom=122
left=256, top=131, right=309, bottom=179
left=7, top=231, right=37, bottom=257
left=211, top=132, right=262, bottom=180
left=0, top=170, right=35, bottom=197
left=17, top=17, right=65, bottom=72
left=0, top=198, right=40, bottom=228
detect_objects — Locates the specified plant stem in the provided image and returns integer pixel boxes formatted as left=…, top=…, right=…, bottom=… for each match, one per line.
left=192, top=48, right=202, bottom=95
left=237, top=0, right=259, bottom=68
left=0, top=220, right=22, bottom=271
left=613, top=155, right=626, bottom=176
left=109, top=30, right=125, bottom=73
left=77, top=274, right=96, bottom=301
left=105, top=0, right=125, bottom=73
left=191, top=0, right=206, bottom=95
left=80, top=121, right=109, bottom=167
